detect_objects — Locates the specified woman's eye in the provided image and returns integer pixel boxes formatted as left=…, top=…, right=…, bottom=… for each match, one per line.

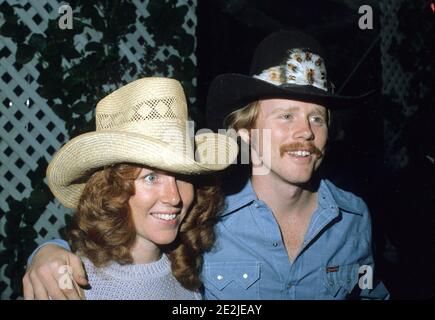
left=143, top=173, right=157, bottom=184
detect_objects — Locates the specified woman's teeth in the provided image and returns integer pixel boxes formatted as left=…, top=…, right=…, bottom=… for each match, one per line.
left=152, top=213, right=177, bottom=221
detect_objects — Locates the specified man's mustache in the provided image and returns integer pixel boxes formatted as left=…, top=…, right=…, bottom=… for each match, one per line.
left=279, top=142, right=323, bottom=158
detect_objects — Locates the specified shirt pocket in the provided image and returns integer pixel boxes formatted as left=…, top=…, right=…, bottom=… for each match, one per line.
left=322, top=263, right=360, bottom=299
left=203, top=261, right=260, bottom=299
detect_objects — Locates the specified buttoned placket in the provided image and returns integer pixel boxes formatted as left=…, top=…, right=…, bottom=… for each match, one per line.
left=252, top=189, right=342, bottom=298
left=250, top=199, right=299, bottom=298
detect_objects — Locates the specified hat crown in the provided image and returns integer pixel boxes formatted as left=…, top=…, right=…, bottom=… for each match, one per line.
left=95, top=77, right=187, bottom=131
left=249, top=30, right=326, bottom=76
left=94, top=77, right=192, bottom=157
left=247, top=31, right=334, bottom=93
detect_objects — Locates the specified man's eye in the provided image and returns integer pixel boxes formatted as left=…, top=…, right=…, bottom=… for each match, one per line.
left=310, top=115, right=325, bottom=124
left=281, top=113, right=293, bottom=120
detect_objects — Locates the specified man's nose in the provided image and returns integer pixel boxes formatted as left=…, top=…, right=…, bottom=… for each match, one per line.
left=292, top=119, right=314, bottom=140
left=160, top=176, right=182, bottom=206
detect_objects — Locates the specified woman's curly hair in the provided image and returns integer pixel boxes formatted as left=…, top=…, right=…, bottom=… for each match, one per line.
left=68, top=163, right=223, bottom=291
left=165, top=174, right=224, bottom=291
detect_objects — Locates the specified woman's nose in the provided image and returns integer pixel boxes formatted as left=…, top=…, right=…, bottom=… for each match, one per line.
left=160, top=176, right=181, bottom=206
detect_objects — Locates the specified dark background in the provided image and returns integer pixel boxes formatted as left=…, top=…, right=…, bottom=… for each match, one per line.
left=196, top=0, right=434, bottom=299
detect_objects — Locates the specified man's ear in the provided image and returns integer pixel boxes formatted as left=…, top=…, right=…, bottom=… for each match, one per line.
left=237, top=128, right=250, bottom=144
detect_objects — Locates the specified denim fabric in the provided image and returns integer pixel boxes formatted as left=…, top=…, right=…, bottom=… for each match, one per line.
left=202, top=179, right=389, bottom=300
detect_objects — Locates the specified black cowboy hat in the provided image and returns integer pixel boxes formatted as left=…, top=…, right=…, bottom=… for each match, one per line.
left=206, top=30, right=373, bottom=131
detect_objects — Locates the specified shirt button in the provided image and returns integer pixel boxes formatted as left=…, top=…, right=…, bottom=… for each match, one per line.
left=254, top=202, right=259, bottom=208
left=217, top=275, right=224, bottom=280
left=243, top=273, right=248, bottom=279
left=272, top=242, right=279, bottom=247
left=287, top=283, right=293, bottom=289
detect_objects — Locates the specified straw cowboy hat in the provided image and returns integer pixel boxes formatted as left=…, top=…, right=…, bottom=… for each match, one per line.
left=206, top=30, right=373, bottom=131
left=47, top=77, right=238, bottom=208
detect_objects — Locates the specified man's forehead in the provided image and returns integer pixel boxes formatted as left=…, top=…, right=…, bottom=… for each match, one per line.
left=258, top=98, right=327, bottom=113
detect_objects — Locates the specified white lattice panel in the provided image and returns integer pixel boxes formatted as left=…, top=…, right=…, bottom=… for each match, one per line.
left=0, top=0, right=197, bottom=299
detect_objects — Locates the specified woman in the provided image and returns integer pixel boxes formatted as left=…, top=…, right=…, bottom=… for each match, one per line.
left=23, top=77, right=237, bottom=299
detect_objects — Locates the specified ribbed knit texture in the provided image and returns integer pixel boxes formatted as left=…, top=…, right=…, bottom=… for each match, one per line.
left=81, top=254, right=201, bottom=300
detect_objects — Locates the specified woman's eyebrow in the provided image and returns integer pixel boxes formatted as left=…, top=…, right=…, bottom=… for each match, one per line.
left=138, top=168, right=154, bottom=176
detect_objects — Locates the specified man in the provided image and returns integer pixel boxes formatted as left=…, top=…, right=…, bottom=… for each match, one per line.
left=23, top=31, right=389, bottom=299
left=201, top=30, right=388, bottom=299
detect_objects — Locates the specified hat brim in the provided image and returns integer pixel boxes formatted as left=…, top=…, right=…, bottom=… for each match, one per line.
left=206, top=74, right=374, bottom=131
left=47, top=131, right=238, bottom=208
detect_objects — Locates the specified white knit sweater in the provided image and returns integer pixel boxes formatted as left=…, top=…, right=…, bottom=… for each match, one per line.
left=81, top=254, right=202, bottom=300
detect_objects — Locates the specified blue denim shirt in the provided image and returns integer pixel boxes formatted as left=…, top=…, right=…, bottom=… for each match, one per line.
left=201, top=179, right=389, bottom=300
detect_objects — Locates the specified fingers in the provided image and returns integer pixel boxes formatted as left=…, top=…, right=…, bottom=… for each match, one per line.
left=44, top=272, right=69, bottom=300
left=26, top=258, right=82, bottom=300
left=45, top=259, right=81, bottom=300
left=23, top=244, right=87, bottom=300
left=33, top=265, right=69, bottom=300
left=60, top=284, right=81, bottom=300
left=29, top=271, right=49, bottom=300
left=69, top=254, right=88, bottom=287
left=22, top=273, right=35, bottom=300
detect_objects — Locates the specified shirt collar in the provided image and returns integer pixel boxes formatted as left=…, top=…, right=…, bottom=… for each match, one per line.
left=222, top=178, right=363, bottom=216
left=318, top=179, right=364, bottom=215
left=222, top=179, right=258, bottom=216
